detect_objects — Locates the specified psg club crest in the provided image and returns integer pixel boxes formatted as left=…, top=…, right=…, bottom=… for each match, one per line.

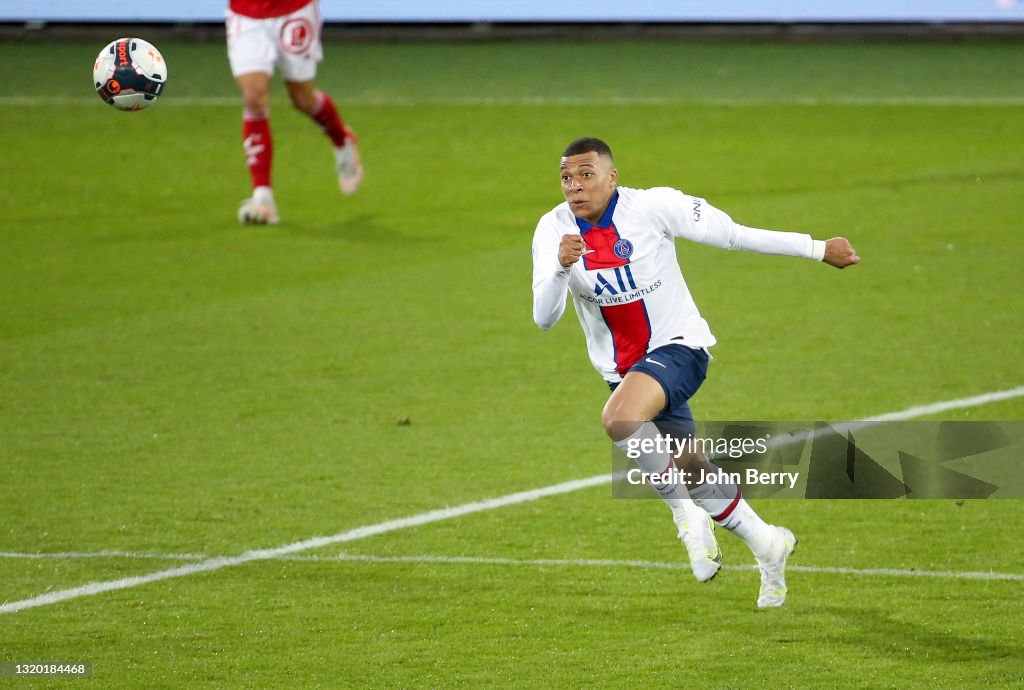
left=613, top=239, right=634, bottom=260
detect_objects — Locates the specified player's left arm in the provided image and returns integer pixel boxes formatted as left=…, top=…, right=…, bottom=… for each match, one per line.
left=650, top=188, right=860, bottom=269
left=820, top=237, right=859, bottom=268
left=723, top=219, right=861, bottom=269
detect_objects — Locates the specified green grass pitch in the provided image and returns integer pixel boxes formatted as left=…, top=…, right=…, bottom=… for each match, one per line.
left=1, top=39, right=1022, bottom=687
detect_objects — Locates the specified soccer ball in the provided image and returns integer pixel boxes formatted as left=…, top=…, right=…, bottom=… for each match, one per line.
left=93, top=38, right=167, bottom=111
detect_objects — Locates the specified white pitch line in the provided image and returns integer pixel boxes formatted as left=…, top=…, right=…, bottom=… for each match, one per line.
left=2, top=385, right=1022, bottom=615
left=864, top=386, right=1024, bottom=422
left=709, top=385, right=1024, bottom=459
left=0, top=550, right=206, bottom=561
left=284, top=553, right=1024, bottom=582
left=2, top=96, right=1024, bottom=108
left=0, top=475, right=608, bottom=614
left=3, top=550, right=1021, bottom=582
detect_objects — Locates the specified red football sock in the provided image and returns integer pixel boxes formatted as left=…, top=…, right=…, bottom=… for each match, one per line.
left=242, top=108, right=272, bottom=189
left=310, top=91, right=349, bottom=147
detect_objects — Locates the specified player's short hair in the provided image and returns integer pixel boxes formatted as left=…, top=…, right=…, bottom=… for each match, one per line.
left=563, top=137, right=614, bottom=161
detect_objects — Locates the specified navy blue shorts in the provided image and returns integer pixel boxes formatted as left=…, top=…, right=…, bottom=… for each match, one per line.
left=608, top=344, right=709, bottom=432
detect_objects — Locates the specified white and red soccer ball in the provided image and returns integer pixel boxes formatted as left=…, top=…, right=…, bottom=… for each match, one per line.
left=93, top=38, right=167, bottom=111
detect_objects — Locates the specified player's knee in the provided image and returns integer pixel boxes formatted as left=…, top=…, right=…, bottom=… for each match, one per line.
left=600, top=404, right=619, bottom=439
left=241, top=85, right=269, bottom=111
left=601, top=406, right=641, bottom=442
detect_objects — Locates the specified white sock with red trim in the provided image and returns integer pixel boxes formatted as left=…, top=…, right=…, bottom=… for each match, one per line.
left=613, top=422, right=690, bottom=504
left=689, top=465, right=774, bottom=559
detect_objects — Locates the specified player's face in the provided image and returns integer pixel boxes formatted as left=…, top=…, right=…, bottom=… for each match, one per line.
left=560, top=152, right=618, bottom=224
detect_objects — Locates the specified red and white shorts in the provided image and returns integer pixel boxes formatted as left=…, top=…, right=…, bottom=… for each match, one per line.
left=226, top=0, right=322, bottom=82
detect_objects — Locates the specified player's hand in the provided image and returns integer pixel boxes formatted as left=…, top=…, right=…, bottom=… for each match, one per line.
left=558, top=234, right=587, bottom=267
left=823, top=237, right=860, bottom=269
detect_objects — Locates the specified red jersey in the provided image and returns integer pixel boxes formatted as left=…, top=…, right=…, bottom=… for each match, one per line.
left=229, top=0, right=312, bottom=19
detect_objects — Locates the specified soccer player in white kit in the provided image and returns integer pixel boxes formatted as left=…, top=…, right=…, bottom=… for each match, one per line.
left=532, top=138, right=859, bottom=607
left=226, top=0, right=363, bottom=224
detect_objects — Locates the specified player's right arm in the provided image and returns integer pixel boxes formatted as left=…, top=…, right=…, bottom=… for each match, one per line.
left=532, top=218, right=579, bottom=330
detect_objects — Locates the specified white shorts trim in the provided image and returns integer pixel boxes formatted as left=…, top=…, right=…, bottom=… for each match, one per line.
left=226, top=1, right=323, bottom=82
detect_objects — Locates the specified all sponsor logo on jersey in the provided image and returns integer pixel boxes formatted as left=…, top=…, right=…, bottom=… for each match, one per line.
left=589, top=266, right=663, bottom=302
left=582, top=275, right=662, bottom=305
left=613, top=238, right=633, bottom=259
left=594, top=265, right=637, bottom=296
left=692, top=198, right=703, bottom=222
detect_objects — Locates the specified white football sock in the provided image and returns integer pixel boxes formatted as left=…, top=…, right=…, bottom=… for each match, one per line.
left=689, top=463, right=774, bottom=559
left=613, top=421, right=690, bottom=504
left=686, top=465, right=736, bottom=516
left=715, top=497, right=775, bottom=560
left=253, top=185, right=274, bottom=205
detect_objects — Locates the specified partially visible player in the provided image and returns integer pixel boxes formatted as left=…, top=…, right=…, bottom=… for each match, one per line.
left=226, top=0, right=363, bottom=224
left=532, top=137, right=859, bottom=607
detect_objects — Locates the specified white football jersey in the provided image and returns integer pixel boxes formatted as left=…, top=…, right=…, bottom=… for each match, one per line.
left=532, top=186, right=825, bottom=383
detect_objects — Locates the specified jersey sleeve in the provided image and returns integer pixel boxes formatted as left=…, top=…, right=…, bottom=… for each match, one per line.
left=645, top=187, right=826, bottom=260
left=531, top=215, right=572, bottom=330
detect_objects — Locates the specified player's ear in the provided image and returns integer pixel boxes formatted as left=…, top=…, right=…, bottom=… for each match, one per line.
left=609, top=167, right=618, bottom=185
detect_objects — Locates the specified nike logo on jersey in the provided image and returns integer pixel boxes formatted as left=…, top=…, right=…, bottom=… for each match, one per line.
left=645, top=358, right=667, bottom=369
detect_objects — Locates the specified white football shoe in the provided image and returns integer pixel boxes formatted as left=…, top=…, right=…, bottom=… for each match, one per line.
left=334, top=126, right=363, bottom=196
left=675, top=509, right=722, bottom=582
left=756, top=526, right=797, bottom=608
left=238, top=187, right=279, bottom=225
left=237, top=199, right=279, bottom=225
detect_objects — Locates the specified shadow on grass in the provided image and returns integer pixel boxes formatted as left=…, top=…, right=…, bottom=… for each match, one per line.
left=817, top=605, right=1022, bottom=666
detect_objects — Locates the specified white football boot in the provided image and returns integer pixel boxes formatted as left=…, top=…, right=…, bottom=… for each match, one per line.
left=675, top=506, right=722, bottom=582
left=756, top=526, right=797, bottom=608
left=238, top=186, right=279, bottom=225
left=334, top=126, right=363, bottom=196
